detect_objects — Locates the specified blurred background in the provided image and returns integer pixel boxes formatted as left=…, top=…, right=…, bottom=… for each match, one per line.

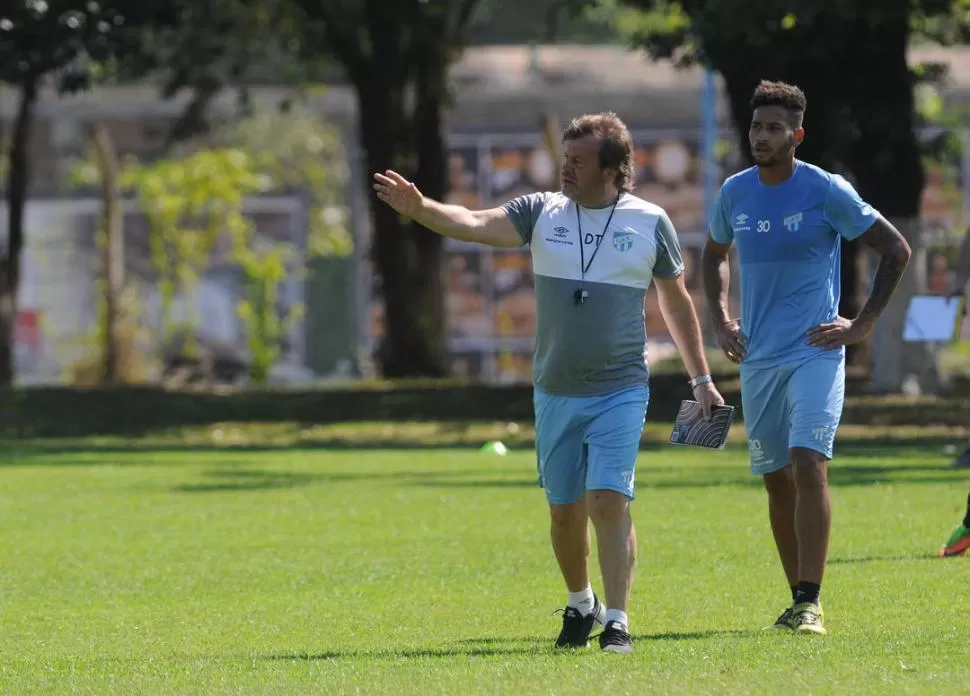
left=1, top=0, right=968, bottom=398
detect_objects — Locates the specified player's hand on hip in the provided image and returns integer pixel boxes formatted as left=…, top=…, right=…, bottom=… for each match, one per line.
left=715, top=319, right=747, bottom=364
left=693, top=382, right=725, bottom=421
left=373, top=170, right=423, bottom=218
left=806, top=315, right=873, bottom=349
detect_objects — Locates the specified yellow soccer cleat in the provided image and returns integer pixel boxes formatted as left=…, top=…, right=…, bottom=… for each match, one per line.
left=791, top=602, right=826, bottom=635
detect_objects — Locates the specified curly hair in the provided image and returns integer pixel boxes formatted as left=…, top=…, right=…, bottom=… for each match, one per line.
left=562, top=112, right=636, bottom=192
left=750, top=80, right=806, bottom=127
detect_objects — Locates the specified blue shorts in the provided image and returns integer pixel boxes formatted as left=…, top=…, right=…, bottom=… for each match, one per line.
left=740, top=354, right=846, bottom=475
left=533, top=384, right=648, bottom=505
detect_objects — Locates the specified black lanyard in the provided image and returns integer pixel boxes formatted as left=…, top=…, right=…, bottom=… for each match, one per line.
left=574, top=194, right=620, bottom=304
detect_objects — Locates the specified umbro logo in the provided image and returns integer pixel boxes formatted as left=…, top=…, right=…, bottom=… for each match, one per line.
left=733, top=213, right=751, bottom=232
left=544, top=226, right=574, bottom=246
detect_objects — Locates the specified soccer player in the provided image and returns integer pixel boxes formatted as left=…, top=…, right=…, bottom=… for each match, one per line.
left=938, top=230, right=970, bottom=556
left=939, top=492, right=970, bottom=557
left=702, top=81, right=912, bottom=635
left=373, top=112, right=725, bottom=653
left=949, top=229, right=970, bottom=469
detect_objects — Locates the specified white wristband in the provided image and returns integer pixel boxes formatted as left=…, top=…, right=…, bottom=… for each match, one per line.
left=689, top=374, right=713, bottom=389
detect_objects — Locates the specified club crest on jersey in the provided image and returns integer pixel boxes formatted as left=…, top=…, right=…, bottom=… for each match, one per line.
left=612, top=230, right=634, bottom=252
left=783, top=212, right=803, bottom=232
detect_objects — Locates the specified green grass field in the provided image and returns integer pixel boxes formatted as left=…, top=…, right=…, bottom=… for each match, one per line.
left=1, top=422, right=968, bottom=695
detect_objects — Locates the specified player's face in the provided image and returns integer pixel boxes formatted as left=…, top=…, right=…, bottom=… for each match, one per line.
left=561, top=135, right=614, bottom=202
left=749, top=106, right=802, bottom=166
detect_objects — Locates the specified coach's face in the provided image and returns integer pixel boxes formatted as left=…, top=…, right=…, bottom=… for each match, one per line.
left=561, top=135, right=614, bottom=204
left=749, top=106, right=803, bottom=166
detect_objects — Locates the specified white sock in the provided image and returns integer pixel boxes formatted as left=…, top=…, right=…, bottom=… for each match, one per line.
left=567, top=584, right=595, bottom=615
left=605, top=609, right=629, bottom=632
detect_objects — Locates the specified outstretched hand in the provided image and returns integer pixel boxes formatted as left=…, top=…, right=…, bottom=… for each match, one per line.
left=373, top=170, right=423, bottom=218
left=806, top=316, right=873, bottom=350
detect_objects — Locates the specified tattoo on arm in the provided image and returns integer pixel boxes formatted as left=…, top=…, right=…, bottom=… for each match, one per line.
left=856, top=218, right=912, bottom=324
left=702, top=241, right=733, bottom=326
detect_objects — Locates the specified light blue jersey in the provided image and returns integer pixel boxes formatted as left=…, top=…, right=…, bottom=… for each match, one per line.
left=710, top=161, right=879, bottom=368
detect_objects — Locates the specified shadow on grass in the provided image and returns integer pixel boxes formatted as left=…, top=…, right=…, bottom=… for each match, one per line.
left=0, top=432, right=964, bottom=460
left=157, top=460, right=962, bottom=494
left=265, top=628, right=759, bottom=661
left=8, top=452, right=927, bottom=493
left=828, top=553, right=940, bottom=565
left=266, top=642, right=546, bottom=660
left=0, top=436, right=963, bottom=494
left=171, top=467, right=509, bottom=493
left=0, top=439, right=677, bottom=461
left=633, top=628, right=759, bottom=641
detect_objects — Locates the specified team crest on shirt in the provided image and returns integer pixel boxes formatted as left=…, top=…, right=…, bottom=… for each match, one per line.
left=612, top=230, right=634, bottom=252
left=783, top=212, right=803, bottom=232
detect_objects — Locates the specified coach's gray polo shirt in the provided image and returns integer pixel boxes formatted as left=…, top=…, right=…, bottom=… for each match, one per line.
left=503, top=191, right=684, bottom=396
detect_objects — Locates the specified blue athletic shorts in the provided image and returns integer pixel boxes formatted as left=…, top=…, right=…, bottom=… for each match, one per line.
left=740, top=354, right=846, bottom=475
left=533, top=384, right=649, bottom=505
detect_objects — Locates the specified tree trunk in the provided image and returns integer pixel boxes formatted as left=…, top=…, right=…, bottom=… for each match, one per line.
left=845, top=3, right=933, bottom=394
left=359, top=85, right=448, bottom=378
left=308, top=0, right=481, bottom=379
left=868, top=217, right=923, bottom=394
left=88, top=123, right=124, bottom=385
left=165, top=77, right=223, bottom=148
left=839, top=239, right=865, bottom=366
left=0, top=78, right=38, bottom=387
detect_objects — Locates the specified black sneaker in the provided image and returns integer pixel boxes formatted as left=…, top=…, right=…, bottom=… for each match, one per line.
left=764, top=606, right=794, bottom=631
left=598, top=620, right=633, bottom=654
left=554, top=595, right=605, bottom=649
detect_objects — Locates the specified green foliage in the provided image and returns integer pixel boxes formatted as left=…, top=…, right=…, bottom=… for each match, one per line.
left=608, top=0, right=697, bottom=64
left=118, top=0, right=323, bottom=97
left=118, top=149, right=265, bottom=351
left=116, top=147, right=304, bottom=384
left=0, top=3, right=176, bottom=89
left=68, top=102, right=348, bottom=383
left=232, top=240, right=304, bottom=387
left=196, top=104, right=352, bottom=257
left=65, top=285, right=157, bottom=386
left=911, top=0, right=970, bottom=44
left=616, top=0, right=970, bottom=67
left=466, top=0, right=620, bottom=43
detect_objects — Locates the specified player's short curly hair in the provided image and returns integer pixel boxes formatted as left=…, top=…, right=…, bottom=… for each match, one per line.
left=562, top=112, right=636, bottom=192
left=750, top=80, right=806, bottom=127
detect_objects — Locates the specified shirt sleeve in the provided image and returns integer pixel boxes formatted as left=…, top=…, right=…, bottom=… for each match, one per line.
left=500, top=193, right=548, bottom=245
left=653, top=212, right=685, bottom=279
left=709, top=187, right=734, bottom=244
left=823, top=175, right=880, bottom=241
